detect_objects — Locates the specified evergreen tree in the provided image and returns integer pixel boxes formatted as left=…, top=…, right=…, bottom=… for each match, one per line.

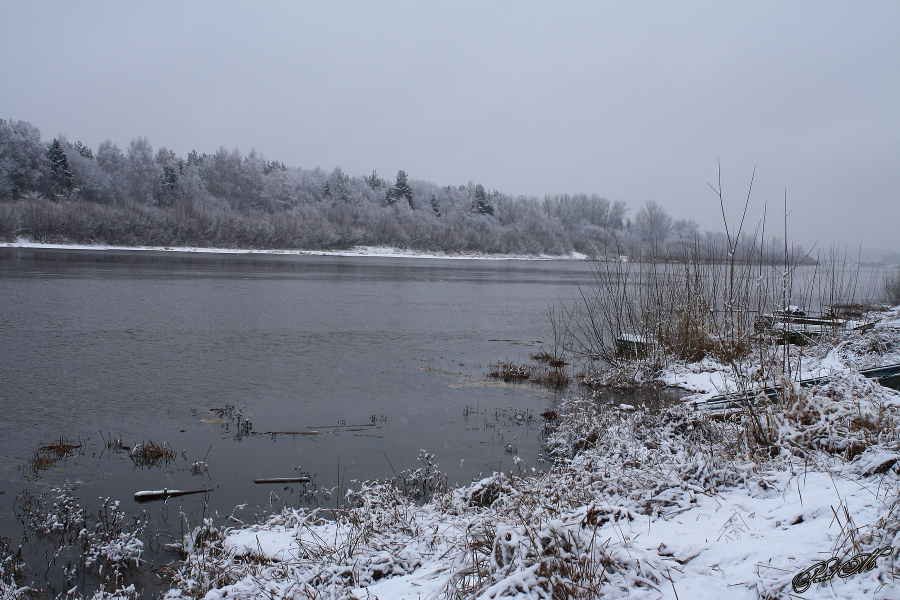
left=161, top=165, right=178, bottom=198
left=394, top=170, right=414, bottom=209
left=186, top=150, right=203, bottom=167
left=262, top=160, right=285, bottom=175
left=71, top=141, right=93, bottom=159
left=384, top=170, right=413, bottom=208
left=47, top=138, right=73, bottom=195
left=430, top=193, right=441, bottom=217
left=472, top=184, right=494, bottom=216
left=364, top=170, right=385, bottom=189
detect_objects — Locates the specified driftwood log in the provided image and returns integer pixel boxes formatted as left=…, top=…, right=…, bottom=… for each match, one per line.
left=134, top=488, right=213, bottom=502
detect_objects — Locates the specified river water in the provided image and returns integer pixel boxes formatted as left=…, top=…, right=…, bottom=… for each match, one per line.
left=2, top=247, right=884, bottom=595
left=0, top=248, right=618, bottom=544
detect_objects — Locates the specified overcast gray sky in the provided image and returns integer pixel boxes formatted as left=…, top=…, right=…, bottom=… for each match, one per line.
left=2, top=1, right=898, bottom=253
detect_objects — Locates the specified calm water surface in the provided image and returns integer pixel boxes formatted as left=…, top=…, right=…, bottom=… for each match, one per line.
left=0, top=248, right=610, bottom=542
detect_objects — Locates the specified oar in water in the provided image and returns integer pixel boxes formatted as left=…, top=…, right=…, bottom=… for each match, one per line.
left=134, top=488, right=213, bottom=502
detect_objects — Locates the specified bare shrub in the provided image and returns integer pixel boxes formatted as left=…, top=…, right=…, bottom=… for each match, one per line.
left=884, top=269, right=900, bottom=307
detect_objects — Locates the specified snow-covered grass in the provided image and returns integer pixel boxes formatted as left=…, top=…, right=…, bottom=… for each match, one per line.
left=1, top=239, right=589, bottom=261
left=6, top=484, right=148, bottom=599
left=659, top=307, right=900, bottom=403
left=156, top=309, right=900, bottom=599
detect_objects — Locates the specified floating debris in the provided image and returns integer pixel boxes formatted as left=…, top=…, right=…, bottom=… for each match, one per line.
left=134, top=488, right=213, bottom=502
left=253, top=477, right=312, bottom=484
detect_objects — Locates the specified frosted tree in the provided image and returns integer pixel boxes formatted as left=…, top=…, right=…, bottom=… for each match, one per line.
left=96, top=141, right=125, bottom=174
left=65, top=141, right=108, bottom=203
left=186, top=150, right=204, bottom=167
left=70, top=141, right=93, bottom=159
left=364, top=170, right=385, bottom=190
left=326, top=167, right=350, bottom=203
left=635, top=199, right=672, bottom=256
left=155, top=148, right=180, bottom=205
left=472, top=184, right=494, bottom=216
left=672, top=218, right=699, bottom=238
left=124, top=137, right=161, bottom=203
left=609, top=200, right=628, bottom=229
left=202, top=147, right=243, bottom=204
left=47, top=138, right=73, bottom=196
left=384, top=170, right=413, bottom=208
left=395, top=170, right=414, bottom=208
left=0, top=119, right=47, bottom=200
left=430, top=193, right=441, bottom=217
left=240, top=149, right=267, bottom=210
left=95, top=141, right=127, bottom=201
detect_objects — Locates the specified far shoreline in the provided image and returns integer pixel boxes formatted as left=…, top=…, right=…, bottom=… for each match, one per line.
left=1, top=240, right=591, bottom=262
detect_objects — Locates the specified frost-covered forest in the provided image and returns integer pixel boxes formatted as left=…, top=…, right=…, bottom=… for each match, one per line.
left=1, top=119, right=799, bottom=259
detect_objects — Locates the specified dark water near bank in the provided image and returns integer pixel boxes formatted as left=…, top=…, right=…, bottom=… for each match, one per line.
left=1, top=249, right=655, bottom=547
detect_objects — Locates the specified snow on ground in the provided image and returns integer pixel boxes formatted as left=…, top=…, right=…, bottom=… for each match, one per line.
left=157, top=308, right=900, bottom=599
left=661, top=306, right=900, bottom=403
left=2, top=239, right=589, bottom=261
left=351, top=467, right=898, bottom=599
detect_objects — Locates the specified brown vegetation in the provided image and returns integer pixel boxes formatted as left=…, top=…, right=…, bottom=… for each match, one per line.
left=24, top=437, right=84, bottom=477
left=129, top=440, right=177, bottom=468
left=487, top=360, right=571, bottom=390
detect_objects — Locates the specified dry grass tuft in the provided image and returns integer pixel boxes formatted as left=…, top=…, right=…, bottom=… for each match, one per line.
left=129, top=440, right=177, bottom=468
left=40, top=437, right=82, bottom=457
left=529, top=365, right=571, bottom=390
left=25, top=437, right=84, bottom=477
left=530, top=351, right=555, bottom=362
left=487, top=362, right=532, bottom=382
left=487, top=360, right=571, bottom=390
left=25, top=451, right=58, bottom=475
left=105, top=436, right=129, bottom=452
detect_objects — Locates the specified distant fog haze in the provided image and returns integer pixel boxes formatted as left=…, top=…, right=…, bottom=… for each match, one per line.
left=1, top=2, right=897, bottom=254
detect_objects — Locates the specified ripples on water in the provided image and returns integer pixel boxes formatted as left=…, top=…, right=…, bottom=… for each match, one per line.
left=1, top=249, right=612, bottom=545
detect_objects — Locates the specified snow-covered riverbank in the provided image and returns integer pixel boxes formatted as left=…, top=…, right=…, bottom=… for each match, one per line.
left=159, top=307, right=900, bottom=599
left=2, top=240, right=590, bottom=261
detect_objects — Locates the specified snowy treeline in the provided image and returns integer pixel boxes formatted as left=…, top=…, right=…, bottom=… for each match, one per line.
left=0, top=119, right=803, bottom=259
